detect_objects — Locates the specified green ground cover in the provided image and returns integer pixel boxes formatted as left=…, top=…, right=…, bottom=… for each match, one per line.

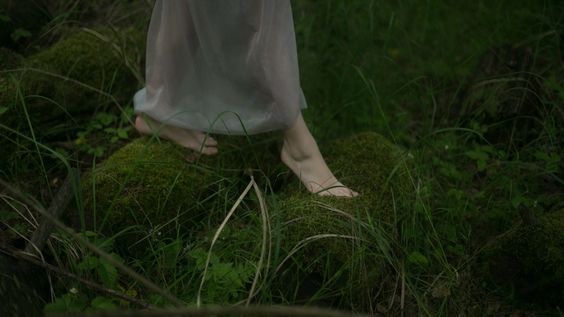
left=0, top=0, right=562, bottom=316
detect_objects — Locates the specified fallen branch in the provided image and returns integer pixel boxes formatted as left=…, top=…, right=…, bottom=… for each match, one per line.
left=25, top=168, right=78, bottom=256
left=48, top=305, right=375, bottom=317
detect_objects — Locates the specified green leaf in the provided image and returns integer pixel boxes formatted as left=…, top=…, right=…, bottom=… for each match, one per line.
left=0, top=14, right=11, bottom=23
left=44, top=297, right=70, bottom=313
left=89, top=146, right=105, bottom=157
left=0, top=106, right=8, bottom=116
left=11, top=28, right=32, bottom=42
left=160, top=240, right=181, bottom=268
left=98, top=258, right=118, bottom=288
left=78, top=256, right=99, bottom=271
left=407, top=251, right=429, bottom=267
left=189, top=248, right=219, bottom=267
left=464, top=150, right=488, bottom=162
left=44, top=293, right=88, bottom=313
left=476, top=159, right=487, bottom=171
left=96, top=113, right=116, bottom=126
left=210, top=262, right=234, bottom=281
left=511, top=195, right=523, bottom=209
left=0, top=209, right=17, bottom=221
left=90, top=296, right=117, bottom=310
left=117, top=128, right=129, bottom=139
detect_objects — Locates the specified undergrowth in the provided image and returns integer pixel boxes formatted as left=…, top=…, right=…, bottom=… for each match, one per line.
left=0, top=0, right=563, bottom=316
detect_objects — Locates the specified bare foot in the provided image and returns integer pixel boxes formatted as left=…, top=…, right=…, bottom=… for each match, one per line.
left=134, top=115, right=218, bottom=155
left=281, top=114, right=358, bottom=198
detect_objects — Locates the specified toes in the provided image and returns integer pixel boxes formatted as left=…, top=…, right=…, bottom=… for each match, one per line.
left=317, top=185, right=358, bottom=198
left=195, top=132, right=218, bottom=147
left=200, top=146, right=218, bottom=155
left=205, top=135, right=218, bottom=146
left=185, top=146, right=218, bottom=162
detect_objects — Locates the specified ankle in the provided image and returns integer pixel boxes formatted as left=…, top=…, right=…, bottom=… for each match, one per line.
left=283, top=137, right=325, bottom=167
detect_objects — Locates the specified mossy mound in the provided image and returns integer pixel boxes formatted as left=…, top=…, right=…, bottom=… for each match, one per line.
left=81, top=137, right=217, bottom=233
left=276, top=132, right=413, bottom=307
left=1, top=28, right=141, bottom=176
left=323, top=131, right=413, bottom=208
left=23, top=28, right=138, bottom=118
left=79, top=133, right=285, bottom=251
left=480, top=208, right=564, bottom=307
left=80, top=131, right=413, bottom=306
left=2, top=28, right=139, bottom=132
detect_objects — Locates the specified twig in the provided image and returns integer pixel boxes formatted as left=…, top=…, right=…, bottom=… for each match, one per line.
left=0, top=248, right=153, bottom=309
left=0, top=178, right=185, bottom=307
left=25, top=168, right=78, bottom=256
left=48, top=305, right=375, bottom=317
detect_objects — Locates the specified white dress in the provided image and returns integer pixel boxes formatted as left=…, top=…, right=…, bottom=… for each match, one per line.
left=133, top=0, right=307, bottom=135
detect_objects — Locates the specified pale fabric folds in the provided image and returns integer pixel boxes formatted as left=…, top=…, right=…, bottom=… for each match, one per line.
left=133, top=0, right=307, bottom=135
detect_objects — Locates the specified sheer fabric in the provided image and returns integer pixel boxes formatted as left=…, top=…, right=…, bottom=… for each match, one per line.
left=133, top=0, right=307, bottom=135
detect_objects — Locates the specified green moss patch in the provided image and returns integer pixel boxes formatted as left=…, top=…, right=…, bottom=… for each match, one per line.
left=2, top=28, right=140, bottom=132
left=81, top=137, right=217, bottom=233
left=23, top=28, right=138, bottom=118
left=480, top=208, right=564, bottom=306
left=79, top=133, right=284, bottom=249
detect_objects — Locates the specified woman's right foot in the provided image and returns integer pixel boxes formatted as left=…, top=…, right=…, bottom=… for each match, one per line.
left=281, top=113, right=358, bottom=198
left=134, top=115, right=218, bottom=155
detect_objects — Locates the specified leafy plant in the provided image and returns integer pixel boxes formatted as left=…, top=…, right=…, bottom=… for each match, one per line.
left=188, top=247, right=255, bottom=304
left=74, top=107, right=134, bottom=158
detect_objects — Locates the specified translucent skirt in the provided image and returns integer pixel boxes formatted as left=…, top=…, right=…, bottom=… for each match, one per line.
left=133, top=0, right=307, bottom=135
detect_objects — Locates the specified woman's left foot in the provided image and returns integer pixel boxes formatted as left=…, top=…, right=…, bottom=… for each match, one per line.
left=281, top=114, right=358, bottom=198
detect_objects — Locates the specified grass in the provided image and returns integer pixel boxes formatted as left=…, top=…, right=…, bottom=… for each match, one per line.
left=0, top=0, right=563, bottom=316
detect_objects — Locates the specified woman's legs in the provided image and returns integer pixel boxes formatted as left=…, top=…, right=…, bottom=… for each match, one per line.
left=134, top=114, right=218, bottom=155
left=281, top=113, right=358, bottom=197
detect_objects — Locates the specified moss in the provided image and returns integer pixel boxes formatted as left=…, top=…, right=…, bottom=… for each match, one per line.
left=276, top=132, right=413, bottom=307
left=1, top=28, right=141, bottom=175
left=480, top=208, right=564, bottom=306
left=82, top=137, right=215, bottom=232
left=23, top=28, right=138, bottom=117
left=1, top=28, right=140, bottom=134
left=79, top=133, right=285, bottom=252
left=324, top=131, right=413, bottom=208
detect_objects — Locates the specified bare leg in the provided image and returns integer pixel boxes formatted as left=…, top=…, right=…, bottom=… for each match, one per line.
left=281, top=113, right=358, bottom=197
left=134, top=114, right=218, bottom=155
